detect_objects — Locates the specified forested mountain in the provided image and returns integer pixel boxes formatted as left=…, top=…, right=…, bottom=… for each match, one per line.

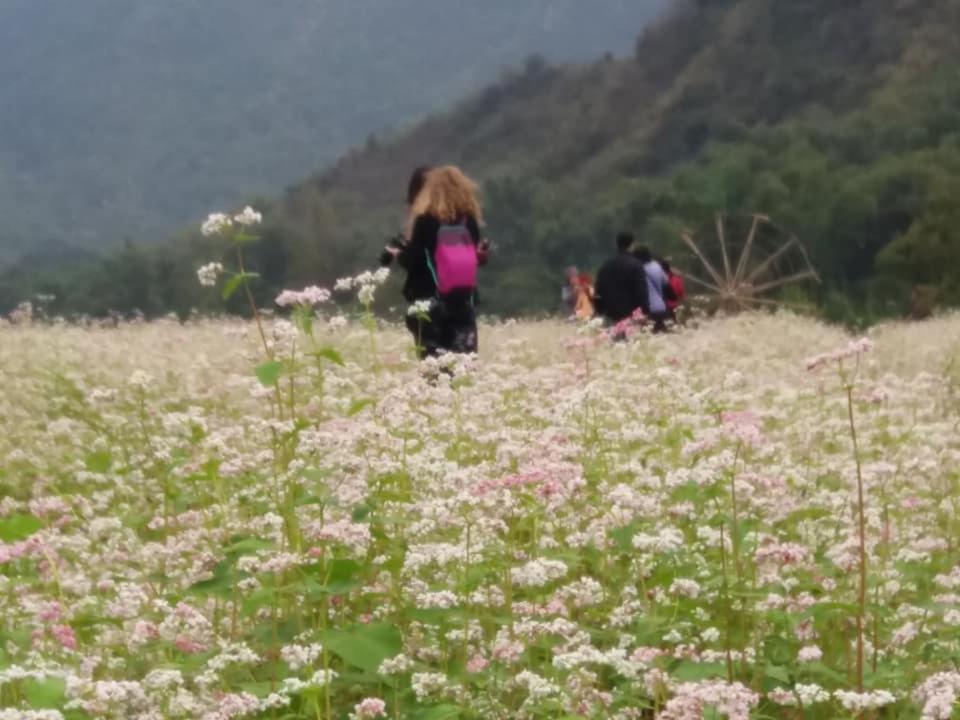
left=5, top=0, right=960, bottom=324
left=0, top=0, right=665, bottom=258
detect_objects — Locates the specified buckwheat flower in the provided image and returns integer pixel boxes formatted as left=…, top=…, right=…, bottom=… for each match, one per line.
left=51, top=624, right=77, bottom=651
left=307, top=669, right=337, bottom=687
left=408, top=299, right=434, bottom=317
left=669, top=578, right=701, bottom=599
left=328, top=315, right=348, bottom=329
left=275, top=285, right=331, bottom=308
left=197, top=262, right=224, bottom=288
left=233, top=206, right=263, bottom=226
left=914, top=672, right=960, bottom=720
left=377, top=653, right=413, bottom=676
left=797, top=645, right=822, bottom=663
left=511, top=558, right=568, bottom=588
left=514, top=670, right=560, bottom=701
left=835, top=689, right=897, bottom=712
left=700, top=627, right=721, bottom=644
left=466, top=655, right=489, bottom=673
left=358, top=284, right=376, bottom=305
left=281, top=642, right=323, bottom=671
left=411, top=672, right=448, bottom=701
left=201, top=212, right=232, bottom=237
left=351, top=698, right=387, bottom=719
left=334, top=277, right=353, bottom=292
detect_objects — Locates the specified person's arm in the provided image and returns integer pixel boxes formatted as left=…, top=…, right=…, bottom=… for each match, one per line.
left=466, top=216, right=489, bottom=266
left=398, top=216, right=434, bottom=271
left=634, top=264, right=650, bottom=315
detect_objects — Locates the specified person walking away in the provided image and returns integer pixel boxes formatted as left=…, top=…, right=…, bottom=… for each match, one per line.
left=660, top=259, right=686, bottom=323
left=594, top=233, right=649, bottom=334
left=574, top=271, right=595, bottom=320
left=384, top=166, right=489, bottom=358
left=634, top=246, right=671, bottom=333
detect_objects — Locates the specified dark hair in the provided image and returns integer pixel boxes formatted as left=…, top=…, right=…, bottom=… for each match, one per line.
left=633, top=246, right=653, bottom=264
left=616, top=232, right=634, bottom=252
left=406, top=166, right=432, bottom=205
left=659, top=258, right=672, bottom=274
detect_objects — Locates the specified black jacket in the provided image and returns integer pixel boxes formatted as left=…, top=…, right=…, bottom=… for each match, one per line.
left=594, top=251, right=649, bottom=322
left=398, top=214, right=482, bottom=302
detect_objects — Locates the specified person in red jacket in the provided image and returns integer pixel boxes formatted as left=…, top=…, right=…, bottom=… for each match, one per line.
left=660, top=259, right=686, bottom=322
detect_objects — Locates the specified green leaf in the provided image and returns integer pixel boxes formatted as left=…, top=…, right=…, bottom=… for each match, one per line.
left=670, top=660, right=728, bottom=682
left=222, top=272, right=259, bottom=300
left=233, top=231, right=260, bottom=244
left=84, top=450, right=112, bottom=473
left=0, top=513, right=42, bottom=541
left=320, top=623, right=402, bottom=673
left=255, top=360, right=283, bottom=387
left=188, top=559, right=236, bottom=598
left=317, top=346, right=345, bottom=366
left=348, top=398, right=374, bottom=417
left=23, top=677, right=66, bottom=709
left=414, top=705, right=461, bottom=720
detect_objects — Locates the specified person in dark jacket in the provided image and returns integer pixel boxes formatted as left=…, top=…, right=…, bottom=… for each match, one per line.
left=594, top=233, right=649, bottom=331
left=384, top=166, right=489, bottom=359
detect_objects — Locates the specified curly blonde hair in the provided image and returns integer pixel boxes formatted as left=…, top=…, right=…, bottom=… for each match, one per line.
left=407, top=166, right=483, bottom=232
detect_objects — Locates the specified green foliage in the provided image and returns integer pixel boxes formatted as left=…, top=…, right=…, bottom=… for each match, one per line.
left=319, top=623, right=402, bottom=674
left=0, top=513, right=42, bottom=542
left=5, top=0, right=960, bottom=321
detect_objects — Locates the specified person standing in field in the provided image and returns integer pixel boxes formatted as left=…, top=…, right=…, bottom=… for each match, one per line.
left=633, top=246, right=671, bottom=333
left=574, top=271, right=596, bottom=320
left=383, top=165, right=489, bottom=358
left=660, top=259, right=686, bottom=323
left=594, top=233, right=649, bottom=329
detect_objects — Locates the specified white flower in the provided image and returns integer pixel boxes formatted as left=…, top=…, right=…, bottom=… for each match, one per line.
left=275, top=286, right=331, bottom=308
left=408, top=299, right=435, bottom=317
left=797, top=645, right=822, bottom=663
left=201, top=212, right=232, bottom=237
left=233, top=206, right=263, bottom=226
left=410, top=672, right=448, bottom=701
left=358, top=284, right=376, bottom=306
left=197, top=262, right=224, bottom=288
left=835, top=689, right=897, bottom=712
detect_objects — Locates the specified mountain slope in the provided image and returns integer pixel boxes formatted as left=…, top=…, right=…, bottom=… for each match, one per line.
left=5, top=0, right=960, bottom=322
left=257, top=0, right=960, bottom=315
left=0, top=0, right=666, bottom=258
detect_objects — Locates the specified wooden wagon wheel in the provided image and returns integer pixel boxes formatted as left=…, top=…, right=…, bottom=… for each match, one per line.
left=677, top=213, right=820, bottom=313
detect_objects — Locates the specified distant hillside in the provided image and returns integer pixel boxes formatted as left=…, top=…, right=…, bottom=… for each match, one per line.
left=0, top=0, right=666, bottom=259
left=5, top=0, right=960, bottom=324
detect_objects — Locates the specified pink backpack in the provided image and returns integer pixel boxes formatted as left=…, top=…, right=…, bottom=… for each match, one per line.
left=428, top=222, right=478, bottom=297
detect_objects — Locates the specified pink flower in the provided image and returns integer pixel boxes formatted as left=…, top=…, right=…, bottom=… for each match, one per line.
left=353, top=697, right=387, bottom=718
left=51, top=623, right=77, bottom=651
left=175, top=635, right=206, bottom=654
left=37, top=601, right=63, bottom=623
left=466, top=655, right=489, bottom=673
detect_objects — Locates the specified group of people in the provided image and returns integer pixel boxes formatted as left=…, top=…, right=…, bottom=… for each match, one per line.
left=564, top=233, right=686, bottom=333
left=379, top=165, right=685, bottom=360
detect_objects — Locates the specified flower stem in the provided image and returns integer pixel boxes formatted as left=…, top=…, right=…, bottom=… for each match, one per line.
left=846, top=383, right=867, bottom=693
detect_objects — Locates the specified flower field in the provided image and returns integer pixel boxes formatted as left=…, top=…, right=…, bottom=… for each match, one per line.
left=1, top=312, right=960, bottom=720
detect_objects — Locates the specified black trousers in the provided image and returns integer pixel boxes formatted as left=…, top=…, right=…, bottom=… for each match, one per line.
left=405, top=301, right=478, bottom=360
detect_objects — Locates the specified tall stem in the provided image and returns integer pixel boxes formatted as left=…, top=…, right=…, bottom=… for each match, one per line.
left=846, top=383, right=867, bottom=693
left=235, top=245, right=271, bottom=359
left=728, top=444, right=743, bottom=583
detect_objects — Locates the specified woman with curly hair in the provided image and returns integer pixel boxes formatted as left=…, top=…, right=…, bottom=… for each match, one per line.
left=383, top=165, right=489, bottom=358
